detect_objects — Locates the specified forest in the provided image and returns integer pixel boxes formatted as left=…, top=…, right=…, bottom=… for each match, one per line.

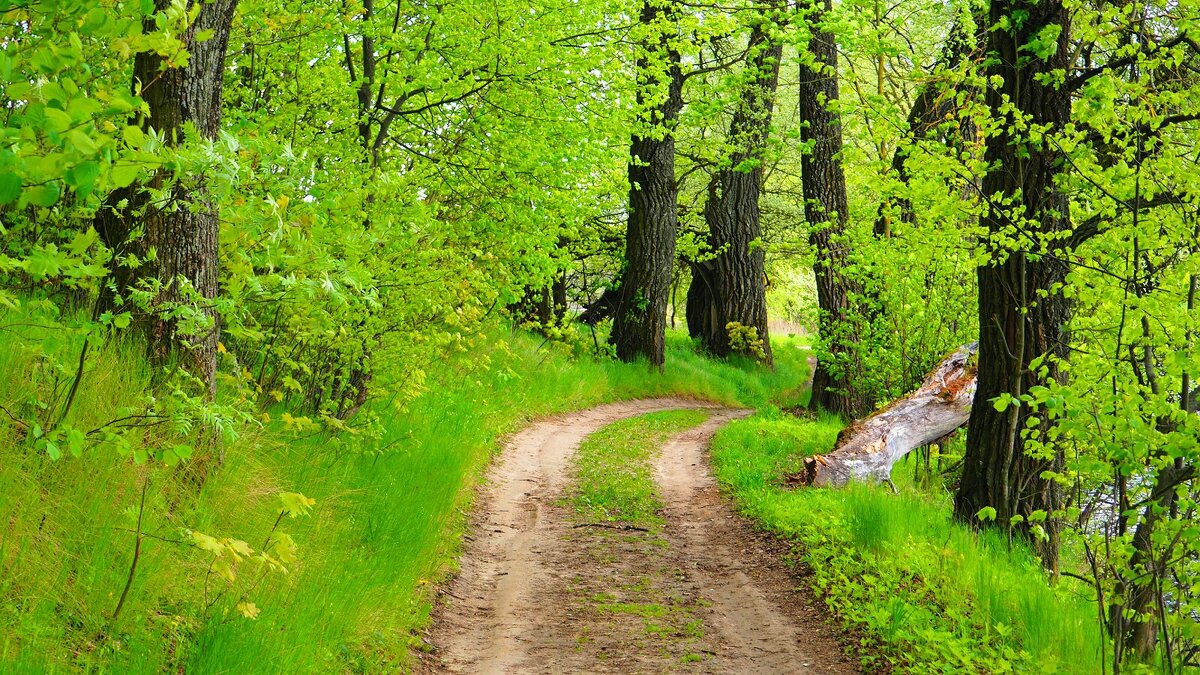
left=1, top=0, right=1199, bottom=671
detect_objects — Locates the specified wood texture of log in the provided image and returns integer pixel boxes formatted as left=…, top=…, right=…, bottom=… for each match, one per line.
left=800, top=343, right=978, bottom=487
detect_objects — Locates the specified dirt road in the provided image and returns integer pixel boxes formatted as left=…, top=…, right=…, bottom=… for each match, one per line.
left=423, top=398, right=855, bottom=674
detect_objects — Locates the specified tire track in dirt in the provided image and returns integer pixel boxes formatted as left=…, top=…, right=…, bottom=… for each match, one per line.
left=422, top=398, right=856, bottom=674
left=654, top=411, right=853, bottom=673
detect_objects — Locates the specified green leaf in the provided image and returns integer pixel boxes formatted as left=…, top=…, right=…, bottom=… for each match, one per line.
left=67, top=129, right=100, bottom=155
left=67, top=427, right=85, bottom=458
left=162, top=444, right=192, bottom=466
left=279, top=491, right=316, bottom=518
left=976, top=506, right=997, bottom=522
left=0, top=173, right=20, bottom=204
left=64, top=228, right=99, bottom=255
left=122, top=125, right=146, bottom=148
left=992, top=393, right=1017, bottom=412
left=110, top=162, right=141, bottom=188
left=26, top=182, right=61, bottom=207
left=66, top=161, right=101, bottom=195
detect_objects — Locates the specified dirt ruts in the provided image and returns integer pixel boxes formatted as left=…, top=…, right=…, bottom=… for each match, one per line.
left=422, top=398, right=856, bottom=674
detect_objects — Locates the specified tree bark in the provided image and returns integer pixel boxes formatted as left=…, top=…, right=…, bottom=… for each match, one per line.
left=96, top=0, right=238, bottom=395
left=610, top=0, right=685, bottom=369
left=952, top=0, right=1072, bottom=572
left=1115, top=277, right=1198, bottom=660
left=1121, top=461, right=1193, bottom=659
left=799, top=0, right=870, bottom=417
left=801, top=343, right=977, bottom=486
left=688, top=6, right=782, bottom=365
left=686, top=259, right=717, bottom=340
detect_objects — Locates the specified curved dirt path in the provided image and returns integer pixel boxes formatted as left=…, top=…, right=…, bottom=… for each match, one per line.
left=423, top=398, right=856, bottom=674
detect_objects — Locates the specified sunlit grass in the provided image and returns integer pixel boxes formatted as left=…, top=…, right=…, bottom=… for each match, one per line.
left=709, top=409, right=1104, bottom=673
left=0, top=303, right=807, bottom=673
left=570, top=410, right=710, bottom=529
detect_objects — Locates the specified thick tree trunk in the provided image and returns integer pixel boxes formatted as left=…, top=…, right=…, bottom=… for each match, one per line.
left=96, top=0, right=238, bottom=395
left=952, top=0, right=1072, bottom=572
left=691, top=8, right=782, bottom=365
left=801, top=343, right=977, bottom=486
left=800, top=0, right=870, bottom=417
left=610, top=0, right=685, bottom=368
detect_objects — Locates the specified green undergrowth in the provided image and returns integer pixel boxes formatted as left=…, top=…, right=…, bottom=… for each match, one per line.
left=570, top=410, right=710, bottom=530
left=0, top=302, right=809, bottom=673
left=709, top=408, right=1105, bottom=674
left=566, top=410, right=715, bottom=666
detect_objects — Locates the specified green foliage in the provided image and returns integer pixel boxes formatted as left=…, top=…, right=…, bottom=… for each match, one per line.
left=725, top=321, right=767, bottom=361
left=709, top=411, right=1105, bottom=673
left=0, top=319, right=809, bottom=671
left=1, top=0, right=1198, bottom=670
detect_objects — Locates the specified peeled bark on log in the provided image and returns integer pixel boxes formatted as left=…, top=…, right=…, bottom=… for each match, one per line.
left=801, top=343, right=978, bottom=487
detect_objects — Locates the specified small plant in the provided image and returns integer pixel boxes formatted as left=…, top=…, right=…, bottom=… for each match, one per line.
left=191, top=491, right=316, bottom=621
left=725, top=322, right=766, bottom=361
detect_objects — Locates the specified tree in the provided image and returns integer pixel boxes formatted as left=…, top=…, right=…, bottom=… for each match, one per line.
left=610, top=0, right=685, bottom=368
left=951, top=0, right=1073, bottom=571
left=96, top=0, right=239, bottom=394
left=687, top=3, right=783, bottom=365
left=873, top=11, right=983, bottom=238
left=799, top=0, right=870, bottom=417
left=219, top=0, right=628, bottom=414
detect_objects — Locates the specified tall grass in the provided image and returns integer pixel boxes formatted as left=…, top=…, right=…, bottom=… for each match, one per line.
left=709, top=409, right=1105, bottom=673
left=0, top=304, right=809, bottom=672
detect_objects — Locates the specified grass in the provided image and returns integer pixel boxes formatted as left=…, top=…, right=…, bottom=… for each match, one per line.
left=0, top=302, right=810, bottom=673
left=570, top=410, right=710, bottom=529
left=708, top=407, right=1106, bottom=673
left=561, top=408, right=710, bottom=662
left=4, top=299, right=1109, bottom=673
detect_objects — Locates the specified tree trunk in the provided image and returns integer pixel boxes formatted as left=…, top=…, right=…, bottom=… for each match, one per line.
left=96, top=0, right=238, bottom=395
left=1120, top=461, right=1193, bottom=659
left=686, top=260, right=718, bottom=341
left=1117, top=279, right=1198, bottom=660
left=512, top=273, right=568, bottom=333
left=692, top=7, right=782, bottom=365
left=800, top=0, right=870, bottom=417
left=952, top=0, right=1072, bottom=572
left=580, top=286, right=620, bottom=326
left=800, top=343, right=977, bottom=486
left=610, top=0, right=685, bottom=369
left=874, top=14, right=983, bottom=237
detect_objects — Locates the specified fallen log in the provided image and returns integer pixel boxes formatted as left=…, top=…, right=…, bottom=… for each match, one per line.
left=800, top=343, right=978, bottom=487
